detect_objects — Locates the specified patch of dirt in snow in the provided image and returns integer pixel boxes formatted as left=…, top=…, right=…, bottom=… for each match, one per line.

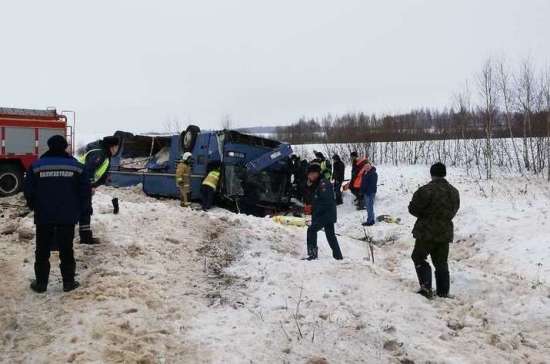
left=3, top=168, right=550, bottom=364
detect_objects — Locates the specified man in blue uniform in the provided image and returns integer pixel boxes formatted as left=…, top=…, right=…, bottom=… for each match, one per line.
left=303, top=162, right=343, bottom=261
left=24, top=135, right=91, bottom=293
left=78, top=136, right=119, bottom=244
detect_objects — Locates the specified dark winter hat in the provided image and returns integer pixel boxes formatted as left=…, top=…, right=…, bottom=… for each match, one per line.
left=307, top=162, right=322, bottom=174
left=350, top=151, right=358, bottom=158
left=102, top=136, right=120, bottom=148
left=314, top=151, right=325, bottom=159
left=47, top=135, right=68, bottom=152
left=430, top=162, right=447, bottom=178
left=332, top=154, right=340, bottom=160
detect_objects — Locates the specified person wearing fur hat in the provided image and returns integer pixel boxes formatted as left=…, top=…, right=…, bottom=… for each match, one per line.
left=176, top=152, right=193, bottom=207
left=24, top=135, right=91, bottom=293
left=77, top=136, right=120, bottom=244
left=303, top=162, right=343, bottom=261
left=408, top=162, right=460, bottom=299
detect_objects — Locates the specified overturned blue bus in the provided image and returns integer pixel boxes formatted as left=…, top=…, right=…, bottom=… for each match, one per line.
left=96, top=126, right=293, bottom=215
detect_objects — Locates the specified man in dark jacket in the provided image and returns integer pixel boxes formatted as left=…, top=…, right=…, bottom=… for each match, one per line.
left=304, top=162, right=343, bottom=261
left=78, top=136, right=120, bottom=244
left=408, top=163, right=460, bottom=299
left=24, top=135, right=91, bottom=293
left=360, top=165, right=378, bottom=226
left=331, top=154, right=345, bottom=205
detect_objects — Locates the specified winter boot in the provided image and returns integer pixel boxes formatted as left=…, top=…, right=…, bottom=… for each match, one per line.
left=303, top=247, right=318, bottom=261
left=80, top=231, right=100, bottom=245
left=30, top=280, right=47, bottom=293
left=417, top=288, right=434, bottom=299
left=112, top=198, right=119, bottom=214
left=63, top=281, right=80, bottom=292
left=435, top=269, right=450, bottom=298
left=414, top=263, right=432, bottom=292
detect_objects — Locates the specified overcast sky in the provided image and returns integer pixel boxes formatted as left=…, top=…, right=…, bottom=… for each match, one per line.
left=1, top=0, right=549, bottom=140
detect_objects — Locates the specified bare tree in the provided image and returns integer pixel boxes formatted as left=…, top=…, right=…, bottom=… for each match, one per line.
left=542, top=67, right=550, bottom=181
left=164, top=117, right=184, bottom=134
left=221, top=114, right=233, bottom=130
left=516, top=60, right=538, bottom=172
left=497, top=59, right=523, bottom=173
left=477, top=58, right=498, bottom=179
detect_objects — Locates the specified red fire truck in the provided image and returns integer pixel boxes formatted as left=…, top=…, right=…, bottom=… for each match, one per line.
left=0, top=108, right=73, bottom=197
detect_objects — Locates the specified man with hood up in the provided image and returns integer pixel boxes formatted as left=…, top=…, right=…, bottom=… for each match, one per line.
left=24, top=135, right=91, bottom=293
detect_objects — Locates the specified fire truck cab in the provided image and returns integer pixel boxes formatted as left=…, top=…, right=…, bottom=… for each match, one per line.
left=0, top=108, right=73, bottom=197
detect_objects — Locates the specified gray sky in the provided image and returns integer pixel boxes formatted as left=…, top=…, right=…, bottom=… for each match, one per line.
left=1, top=0, right=549, bottom=140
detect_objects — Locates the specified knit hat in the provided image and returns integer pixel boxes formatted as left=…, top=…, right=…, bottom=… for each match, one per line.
left=47, top=135, right=68, bottom=153
left=313, top=151, right=325, bottom=160
left=307, top=162, right=322, bottom=174
left=350, top=151, right=358, bottom=158
left=430, top=162, right=447, bottom=178
left=102, top=136, right=120, bottom=147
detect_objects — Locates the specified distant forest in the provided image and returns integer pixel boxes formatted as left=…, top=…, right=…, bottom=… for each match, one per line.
left=276, top=58, right=550, bottom=145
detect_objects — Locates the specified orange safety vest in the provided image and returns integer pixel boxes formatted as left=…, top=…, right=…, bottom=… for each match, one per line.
left=352, top=161, right=372, bottom=189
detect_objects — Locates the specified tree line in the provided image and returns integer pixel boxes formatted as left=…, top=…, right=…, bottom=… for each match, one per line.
left=277, top=58, right=550, bottom=180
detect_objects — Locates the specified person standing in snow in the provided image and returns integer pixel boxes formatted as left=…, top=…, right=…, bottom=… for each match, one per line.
left=78, top=136, right=120, bottom=244
left=331, top=154, right=345, bottom=206
left=176, top=152, right=193, bottom=207
left=349, top=151, right=360, bottom=201
left=408, top=163, right=460, bottom=299
left=304, top=162, right=343, bottom=261
left=24, top=135, right=91, bottom=293
left=201, top=163, right=221, bottom=211
left=361, top=164, right=378, bottom=226
left=313, top=151, right=332, bottom=180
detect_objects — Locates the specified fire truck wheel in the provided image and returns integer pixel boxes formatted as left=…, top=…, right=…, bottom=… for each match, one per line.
left=0, top=164, right=23, bottom=197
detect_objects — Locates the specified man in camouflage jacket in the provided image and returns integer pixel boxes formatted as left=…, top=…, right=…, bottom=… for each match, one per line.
left=408, top=163, right=460, bottom=298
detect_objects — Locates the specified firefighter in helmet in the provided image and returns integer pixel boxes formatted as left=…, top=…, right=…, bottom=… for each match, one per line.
left=176, top=152, right=193, bottom=207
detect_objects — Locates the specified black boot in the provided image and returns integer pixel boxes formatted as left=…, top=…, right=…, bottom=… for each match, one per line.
left=435, top=269, right=450, bottom=298
left=304, top=247, right=318, bottom=261
left=112, top=198, right=119, bottom=214
left=30, top=280, right=47, bottom=293
left=417, top=288, right=433, bottom=299
left=63, top=281, right=80, bottom=292
left=414, top=262, right=432, bottom=292
left=80, top=231, right=99, bottom=245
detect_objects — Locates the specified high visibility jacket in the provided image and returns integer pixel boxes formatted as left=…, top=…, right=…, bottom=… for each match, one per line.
left=202, top=170, right=220, bottom=190
left=78, top=148, right=110, bottom=187
left=320, top=160, right=332, bottom=180
left=175, top=162, right=191, bottom=186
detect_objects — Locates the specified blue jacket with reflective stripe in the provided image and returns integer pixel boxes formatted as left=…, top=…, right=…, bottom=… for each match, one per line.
left=24, top=152, right=92, bottom=225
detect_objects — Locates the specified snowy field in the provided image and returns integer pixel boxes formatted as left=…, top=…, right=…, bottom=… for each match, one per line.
left=1, top=165, right=550, bottom=363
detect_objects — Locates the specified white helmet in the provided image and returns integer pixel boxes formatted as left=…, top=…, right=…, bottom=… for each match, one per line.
left=182, top=152, right=193, bottom=161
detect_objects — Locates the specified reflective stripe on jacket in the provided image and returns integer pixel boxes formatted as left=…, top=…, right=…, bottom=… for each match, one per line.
left=78, top=149, right=110, bottom=185
left=202, top=170, right=221, bottom=190
left=320, top=160, right=332, bottom=180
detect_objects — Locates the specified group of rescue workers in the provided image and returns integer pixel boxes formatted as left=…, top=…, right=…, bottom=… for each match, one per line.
left=23, top=135, right=460, bottom=300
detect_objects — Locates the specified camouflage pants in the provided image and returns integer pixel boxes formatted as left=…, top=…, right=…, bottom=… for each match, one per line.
left=411, top=240, right=450, bottom=296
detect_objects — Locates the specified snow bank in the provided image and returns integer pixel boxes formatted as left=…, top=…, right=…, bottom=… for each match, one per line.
left=1, top=165, right=550, bottom=363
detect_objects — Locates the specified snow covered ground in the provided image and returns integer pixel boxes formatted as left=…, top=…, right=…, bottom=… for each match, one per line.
left=1, top=165, right=550, bottom=363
